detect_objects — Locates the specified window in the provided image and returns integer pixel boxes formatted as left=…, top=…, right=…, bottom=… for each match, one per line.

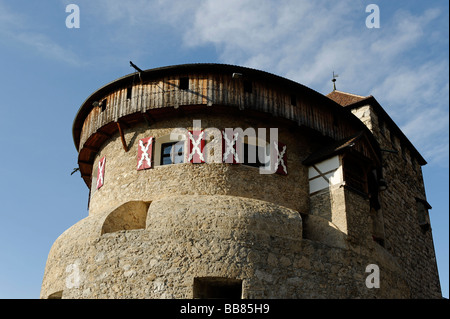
left=343, top=157, right=368, bottom=193
left=290, top=94, right=297, bottom=106
left=179, top=77, right=189, bottom=90
left=100, top=99, right=107, bottom=112
left=160, top=141, right=185, bottom=165
left=416, top=198, right=431, bottom=232
left=243, top=80, right=252, bottom=93
left=153, top=133, right=186, bottom=167
left=242, top=143, right=269, bottom=168
left=193, top=277, right=242, bottom=299
left=126, top=87, right=132, bottom=100
left=308, top=156, right=343, bottom=195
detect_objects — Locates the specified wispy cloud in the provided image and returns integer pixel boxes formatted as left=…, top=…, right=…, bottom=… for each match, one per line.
left=14, top=0, right=445, bottom=165
left=0, top=1, right=83, bottom=66
left=177, top=0, right=449, bottom=165
left=14, top=32, right=82, bottom=66
left=184, top=0, right=357, bottom=82
left=369, top=8, right=441, bottom=61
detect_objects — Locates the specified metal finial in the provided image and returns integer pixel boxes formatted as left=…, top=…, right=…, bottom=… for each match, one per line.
left=332, top=71, right=339, bottom=91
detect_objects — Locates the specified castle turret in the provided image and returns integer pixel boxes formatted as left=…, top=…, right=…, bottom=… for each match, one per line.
left=40, top=64, right=441, bottom=299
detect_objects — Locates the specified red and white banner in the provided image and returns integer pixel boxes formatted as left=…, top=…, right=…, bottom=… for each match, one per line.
left=137, top=137, right=153, bottom=170
left=272, top=141, right=288, bottom=175
left=222, top=130, right=241, bottom=164
left=188, top=130, right=205, bottom=163
left=96, top=156, right=106, bottom=189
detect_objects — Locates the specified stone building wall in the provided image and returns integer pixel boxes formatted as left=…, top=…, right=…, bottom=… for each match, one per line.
left=40, top=109, right=414, bottom=299
left=41, top=65, right=441, bottom=299
left=87, top=114, right=310, bottom=216
left=348, top=103, right=441, bottom=298
left=41, top=195, right=410, bottom=299
left=378, top=144, right=441, bottom=298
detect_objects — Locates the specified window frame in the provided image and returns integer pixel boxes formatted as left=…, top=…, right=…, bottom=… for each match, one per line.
left=160, top=141, right=185, bottom=166
left=153, top=133, right=187, bottom=167
left=240, top=135, right=271, bottom=170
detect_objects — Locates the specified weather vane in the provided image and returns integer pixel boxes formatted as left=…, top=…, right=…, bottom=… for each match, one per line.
left=332, top=71, right=339, bottom=91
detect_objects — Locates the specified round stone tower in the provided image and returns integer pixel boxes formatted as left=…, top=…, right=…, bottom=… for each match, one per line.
left=41, top=63, right=434, bottom=299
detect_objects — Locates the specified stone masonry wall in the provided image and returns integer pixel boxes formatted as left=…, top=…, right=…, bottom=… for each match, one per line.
left=88, top=114, right=310, bottom=217
left=41, top=195, right=410, bottom=299
left=41, top=106, right=432, bottom=298
left=350, top=104, right=441, bottom=298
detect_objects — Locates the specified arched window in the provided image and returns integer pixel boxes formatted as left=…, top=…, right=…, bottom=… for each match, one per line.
left=101, top=201, right=150, bottom=235
left=47, top=291, right=63, bottom=299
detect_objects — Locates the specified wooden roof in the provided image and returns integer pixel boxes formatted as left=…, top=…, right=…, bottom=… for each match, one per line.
left=73, top=64, right=373, bottom=151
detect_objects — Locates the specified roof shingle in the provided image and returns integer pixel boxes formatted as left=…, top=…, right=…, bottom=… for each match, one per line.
left=326, top=90, right=368, bottom=107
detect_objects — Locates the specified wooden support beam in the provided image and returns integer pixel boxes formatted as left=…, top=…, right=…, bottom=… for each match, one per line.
left=117, top=121, right=128, bottom=152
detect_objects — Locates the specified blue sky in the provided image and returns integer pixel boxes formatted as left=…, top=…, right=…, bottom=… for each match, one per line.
left=0, top=0, right=448, bottom=299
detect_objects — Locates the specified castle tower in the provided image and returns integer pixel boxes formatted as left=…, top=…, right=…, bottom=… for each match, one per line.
left=41, top=64, right=441, bottom=299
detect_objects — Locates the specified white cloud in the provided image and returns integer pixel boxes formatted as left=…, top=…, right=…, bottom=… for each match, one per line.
left=28, top=0, right=446, bottom=165
left=369, top=9, right=440, bottom=61
left=372, top=61, right=448, bottom=112
left=184, top=0, right=357, bottom=83
left=177, top=1, right=448, bottom=165
left=82, top=0, right=449, bottom=165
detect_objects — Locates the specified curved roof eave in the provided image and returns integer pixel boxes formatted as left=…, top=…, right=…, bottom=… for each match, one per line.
left=71, top=63, right=377, bottom=154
